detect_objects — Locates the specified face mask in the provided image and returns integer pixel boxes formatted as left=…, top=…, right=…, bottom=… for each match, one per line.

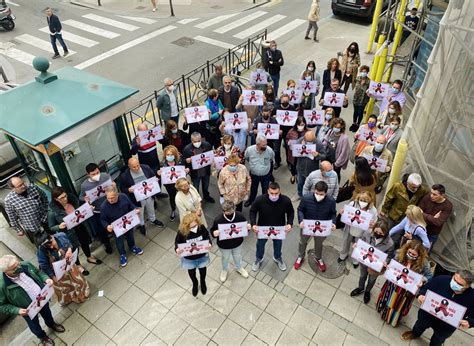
left=167, top=85, right=175, bottom=92
left=13, top=267, right=22, bottom=275
left=359, top=72, right=368, bottom=78
left=91, top=174, right=101, bottom=182
left=374, top=143, right=384, bottom=152
left=270, top=47, right=276, bottom=52
left=332, top=128, right=341, bottom=133
left=171, top=129, right=178, bottom=134
left=315, top=194, right=325, bottom=202
left=450, top=278, right=464, bottom=292
left=368, top=122, right=376, bottom=129
left=281, top=102, right=289, bottom=107
left=308, top=66, right=314, bottom=72
left=228, top=165, right=237, bottom=172
left=193, top=141, right=202, bottom=148
left=297, top=125, right=305, bottom=132
left=268, top=194, right=279, bottom=202
left=190, top=226, right=198, bottom=233
left=305, top=76, right=311, bottom=81
left=325, top=114, right=333, bottom=121
left=392, top=87, right=400, bottom=94
left=224, top=144, right=232, bottom=150
left=166, top=155, right=175, bottom=162
left=258, top=146, right=267, bottom=152
left=373, top=232, right=384, bottom=239
left=257, top=68, right=264, bottom=73
left=323, top=170, right=333, bottom=177
left=262, top=114, right=270, bottom=120
left=388, top=108, right=396, bottom=114
left=406, top=253, right=418, bottom=261
left=359, top=201, right=369, bottom=209
left=390, top=124, right=399, bottom=130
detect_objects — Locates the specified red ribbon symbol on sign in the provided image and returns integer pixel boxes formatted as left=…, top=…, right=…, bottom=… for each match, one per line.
left=122, top=216, right=132, bottom=229
left=142, top=181, right=153, bottom=195
left=75, top=210, right=85, bottom=223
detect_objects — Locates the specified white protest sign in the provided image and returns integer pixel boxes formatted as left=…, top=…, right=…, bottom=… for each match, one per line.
left=303, top=109, right=324, bottom=126
left=184, top=106, right=210, bottom=124
left=275, top=110, right=298, bottom=126
left=213, top=156, right=228, bottom=171
left=340, top=205, right=373, bottom=231
left=257, top=123, right=280, bottom=140
left=191, top=150, right=214, bottom=170
left=323, top=92, right=345, bottom=107
left=178, top=240, right=210, bottom=257
left=52, top=249, right=79, bottom=281
left=283, top=88, right=303, bottom=105
left=161, top=165, right=186, bottom=185
left=257, top=226, right=286, bottom=240
left=242, top=90, right=264, bottom=106
left=132, top=177, right=161, bottom=202
left=351, top=239, right=388, bottom=272
left=362, top=154, right=388, bottom=173
left=421, top=290, right=467, bottom=328
left=137, top=125, right=163, bottom=146
left=302, top=220, right=332, bottom=237
left=111, top=210, right=141, bottom=237
left=384, top=260, right=423, bottom=295
left=369, top=81, right=390, bottom=99
left=291, top=144, right=316, bottom=160
left=85, top=179, right=113, bottom=203
left=63, top=203, right=94, bottom=230
left=218, top=221, right=249, bottom=241
left=298, top=79, right=318, bottom=93
left=357, top=127, right=377, bottom=145
left=27, top=285, right=54, bottom=319
left=224, top=112, right=248, bottom=130
left=250, top=71, right=269, bottom=85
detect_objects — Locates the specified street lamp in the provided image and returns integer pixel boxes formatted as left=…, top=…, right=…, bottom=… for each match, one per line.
left=169, top=0, right=175, bottom=17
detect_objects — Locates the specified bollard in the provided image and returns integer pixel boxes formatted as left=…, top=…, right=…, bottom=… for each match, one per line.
left=366, top=0, right=385, bottom=53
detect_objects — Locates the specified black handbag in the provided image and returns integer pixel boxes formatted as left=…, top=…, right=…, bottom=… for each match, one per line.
left=335, top=213, right=345, bottom=229
left=336, top=180, right=355, bottom=203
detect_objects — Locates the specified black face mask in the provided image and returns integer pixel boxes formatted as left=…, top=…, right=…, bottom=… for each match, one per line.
left=281, top=102, right=289, bottom=107
left=263, top=115, right=270, bottom=120
left=374, top=233, right=384, bottom=239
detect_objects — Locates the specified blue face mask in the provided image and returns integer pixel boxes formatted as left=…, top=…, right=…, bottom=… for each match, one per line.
left=374, top=143, right=384, bottom=152
left=166, top=155, right=175, bottom=162
left=450, top=278, right=464, bottom=292
left=228, top=165, right=237, bottom=172
left=323, top=170, right=333, bottom=177
left=392, top=87, right=400, bottom=94
left=325, top=114, right=332, bottom=121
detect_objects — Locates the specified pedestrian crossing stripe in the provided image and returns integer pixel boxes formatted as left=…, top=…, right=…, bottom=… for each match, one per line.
left=234, top=14, right=287, bottom=39
left=177, top=18, right=199, bottom=25
left=213, top=11, right=267, bottom=34
left=116, top=15, right=157, bottom=25
left=194, top=36, right=243, bottom=53
left=267, top=19, right=306, bottom=41
left=194, top=13, right=240, bottom=29
left=38, top=28, right=99, bottom=48
left=82, top=14, right=140, bottom=32
left=15, top=34, right=76, bottom=55
left=63, top=19, right=120, bottom=39
left=0, top=47, right=35, bottom=65
left=5, top=0, right=19, bottom=7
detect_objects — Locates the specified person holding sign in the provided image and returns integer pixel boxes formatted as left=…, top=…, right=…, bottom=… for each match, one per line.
left=175, top=212, right=212, bottom=296
left=376, top=240, right=433, bottom=327
left=377, top=100, right=403, bottom=129
left=218, top=154, right=251, bottom=212
left=294, top=181, right=336, bottom=271
left=210, top=201, right=249, bottom=282
left=389, top=205, right=430, bottom=250
left=361, top=135, right=393, bottom=193
left=175, top=178, right=207, bottom=227
left=48, top=187, right=101, bottom=268
left=349, top=65, right=371, bottom=132
left=204, top=89, right=225, bottom=148
left=349, top=221, right=394, bottom=304
left=250, top=182, right=294, bottom=272
left=36, top=233, right=90, bottom=306
left=120, top=158, right=165, bottom=235
left=318, top=78, right=348, bottom=118
left=401, top=270, right=474, bottom=345
left=286, top=117, right=309, bottom=184
left=0, top=255, right=63, bottom=345
left=160, top=120, right=191, bottom=153
left=100, top=189, right=144, bottom=267
left=130, top=122, right=162, bottom=174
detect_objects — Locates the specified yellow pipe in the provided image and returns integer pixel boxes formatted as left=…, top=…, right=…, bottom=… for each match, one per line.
left=366, top=0, right=384, bottom=53
left=384, top=138, right=408, bottom=197
left=384, top=14, right=405, bottom=82
left=415, top=0, right=422, bottom=10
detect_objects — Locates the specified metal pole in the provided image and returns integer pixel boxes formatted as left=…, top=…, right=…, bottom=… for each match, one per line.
left=367, top=0, right=384, bottom=53
left=384, top=0, right=408, bottom=82
left=169, top=0, right=175, bottom=17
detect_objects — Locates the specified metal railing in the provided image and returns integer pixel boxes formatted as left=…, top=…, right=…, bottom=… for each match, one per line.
left=122, top=30, right=267, bottom=143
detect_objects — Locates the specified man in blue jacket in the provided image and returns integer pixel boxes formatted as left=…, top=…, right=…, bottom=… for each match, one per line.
left=45, top=7, right=68, bottom=59
left=401, top=270, right=474, bottom=345
left=294, top=181, right=336, bottom=272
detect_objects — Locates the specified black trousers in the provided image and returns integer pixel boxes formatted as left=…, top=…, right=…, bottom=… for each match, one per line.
left=412, top=310, right=455, bottom=346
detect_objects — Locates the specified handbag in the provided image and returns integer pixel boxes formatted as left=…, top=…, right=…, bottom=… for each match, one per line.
left=336, top=180, right=355, bottom=203
left=335, top=213, right=345, bottom=229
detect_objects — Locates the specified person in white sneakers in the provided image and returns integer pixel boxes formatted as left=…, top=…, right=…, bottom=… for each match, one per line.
left=210, top=201, right=249, bottom=282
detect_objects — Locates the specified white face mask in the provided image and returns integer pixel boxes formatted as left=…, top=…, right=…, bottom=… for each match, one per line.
left=224, top=144, right=232, bottom=150
left=388, top=108, right=396, bottom=114
left=359, top=201, right=369, bottom=209
left=297, top=125, right=305, bottom=132
left=315, top=194, right=325, bottom=202
left=257, top=68, right=264, bottom=73
left=390, top=124, right=399, bottom=130
left=190, top=226, right=198, bottom=233
left=167, top=85, right=174, bottom=92
left=308, top=66, right=314, bottom=72
left=193, top=141, right=202, bottom=148
left=91, top=174, right=101, bottom=182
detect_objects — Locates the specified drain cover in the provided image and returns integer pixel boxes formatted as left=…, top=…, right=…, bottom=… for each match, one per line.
left=308, top=246, right=349, bottom=279
left=171, top=37, right=195, bottom=48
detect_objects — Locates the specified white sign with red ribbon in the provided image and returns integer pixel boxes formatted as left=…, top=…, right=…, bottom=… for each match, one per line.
left=132, top=177, right=161, bottom=202
left=257, top=123, right=280, bottom=140
left=421, top=290, right=467, bottom=328
left=224, top=112, right=248, bottom=130
left=218, top=221, right=249, bottom=241
left=323, top=92, right=345, bottom=107
left=178, top=240, right=210, bottom=257
left=111, top=210, right=141, bottom=237
left=369, top=81, right=390, bottom=99
left=52, top=249, right=79, bottom=281
left=85, top=179, right=113, bottom=203
left=351, top=239, right=388, bottom=272
left=357, top=127, right=377, bottom=145
left=303, top=109, right=325, bottom=126
left=242, top=90, right=264, bottom=106
left=250, top=71, right=269, bottom=85
left=283, top=88, right=303, bottom=104
left=214, top=156, right=228, bottom=171
left=63, top=203, right=94, bottom=230
left=275, top=110, right=298, bottom=126
left=291, top=144, right=316, bottom=160
left=191, top=150, right=214, bottom=170
left=384, top=260, right=423, bottom=295
left=257, top=226, right=286, bottom=240
left=362, top=153, right=388, bottom=173
left=298, top=79, right=318, bottom=94
left=161, top=165, right=186, bottom=185
left=184, top=106, right=210, bottom=124
left=302, top=220, right=332, bottom=237
left=137, top=125, right=163, bottom=146
left=341, top=205, right=373, bottom=231
left=27, top=285, right=54, bottom=319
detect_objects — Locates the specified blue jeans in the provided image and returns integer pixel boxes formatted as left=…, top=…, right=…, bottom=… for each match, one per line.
left=248, top=173, right=271, bottom=204
left=115, top=230, right=136, bottom=256
left=297, top=173, right=307, bottom=197
left=191, top=175, right=211, bottom=199
left=220, top=245, right=243, bottom=271
left=428, top=234, right=439, bottom=252
left=23, top=303, right=55, bottom=339
left=50, top=34, right=68, bottom=55
left=353, top=104, right=365, bottom=125
left=256, top=238, right=282, bottom=261
left=88, top=213, right=111, bottom=248
left=270, top=73, right=280, bottom=97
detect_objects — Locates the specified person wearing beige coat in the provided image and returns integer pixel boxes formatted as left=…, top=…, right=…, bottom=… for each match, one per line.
left=218, top=156, right=252, bottom=212
left=175, top=178, right=207, bottom=227
left=360, top=135, right=393, bottom=193
left=305, top=0, right=320, bottom=42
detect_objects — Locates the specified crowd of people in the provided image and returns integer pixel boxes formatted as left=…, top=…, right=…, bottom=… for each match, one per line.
left=1, top=30, right=472, bottom=346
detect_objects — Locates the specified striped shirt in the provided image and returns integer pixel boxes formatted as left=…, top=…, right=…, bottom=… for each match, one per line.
left=4, top=185, right=48, bottom=232
left=9, top=273, right=42, bottom=301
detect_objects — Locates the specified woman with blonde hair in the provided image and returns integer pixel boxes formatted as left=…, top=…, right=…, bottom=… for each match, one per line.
left=218, top=154, right=251, bottom=212
left=376, top=240, right=433, bottom=327
left=389, top=205, right=430, bottom=250
left=338, top=191, right=377, bottom=267
left=175, top=212, right=212, bottom=296
left=174, top=178, right=207, bottom=227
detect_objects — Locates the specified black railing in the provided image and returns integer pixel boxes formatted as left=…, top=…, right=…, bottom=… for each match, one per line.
left=121, top=30, right=267, bottom=142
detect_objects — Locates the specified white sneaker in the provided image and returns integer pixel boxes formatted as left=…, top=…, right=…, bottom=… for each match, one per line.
left=237, top=267, right=249, bottom=278
left=220, top=270, right=228, bottom=282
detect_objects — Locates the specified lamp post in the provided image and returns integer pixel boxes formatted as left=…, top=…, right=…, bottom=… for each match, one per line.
left=169, top=0, right=175, bottom=17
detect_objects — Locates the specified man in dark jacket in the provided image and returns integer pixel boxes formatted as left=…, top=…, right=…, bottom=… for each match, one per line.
left=218, top=76, right=240, bottom=112
left=402, top=270, right=474, bottom=345
left=119, top=158, right=164, bottom=235
left=45, top=7, right=68, bottom=59
left=263, top=40, right=284, bottom=96
left=0, top=255, right=64, bottom=346
left=294, top=181, right=336, bottom=272
left=318, top=78, right=349, bottom=118
left=182, top=132, right=215, bottom=203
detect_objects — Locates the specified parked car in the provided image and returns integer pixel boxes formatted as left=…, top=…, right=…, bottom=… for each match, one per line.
left=331, top=0, right=389, bottom=22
